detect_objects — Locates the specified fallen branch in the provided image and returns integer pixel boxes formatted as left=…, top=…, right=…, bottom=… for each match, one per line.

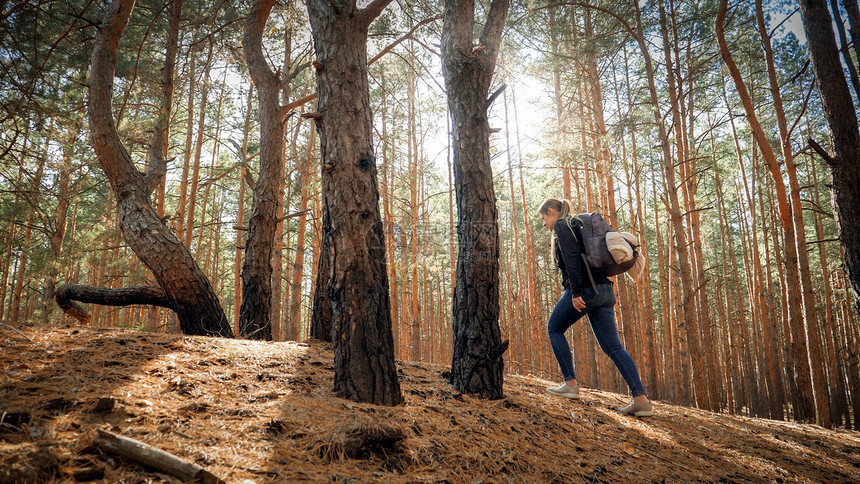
left=0, top=323, right=34, bottom=342
left=55, top=284, right=172, bottom=325
left=94, top=429, right=224, bottom=484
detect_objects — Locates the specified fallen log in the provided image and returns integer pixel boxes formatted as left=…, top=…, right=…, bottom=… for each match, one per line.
left=93, top=429, right=224, bottom=484
left=55, top=284, right=171, bottom=325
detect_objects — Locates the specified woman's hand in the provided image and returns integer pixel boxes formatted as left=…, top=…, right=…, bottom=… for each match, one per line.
left=572, top=295, right=586, bottom=311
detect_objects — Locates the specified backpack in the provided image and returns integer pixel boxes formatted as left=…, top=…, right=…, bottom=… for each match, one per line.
left=564, top=213, right=646, bottom=285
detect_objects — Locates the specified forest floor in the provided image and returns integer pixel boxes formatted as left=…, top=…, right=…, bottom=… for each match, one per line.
left=2, top=325, right=860, bottom=483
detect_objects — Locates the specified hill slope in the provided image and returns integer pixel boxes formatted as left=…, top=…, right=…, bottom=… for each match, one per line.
left=2, top=325, right=859, bottom=483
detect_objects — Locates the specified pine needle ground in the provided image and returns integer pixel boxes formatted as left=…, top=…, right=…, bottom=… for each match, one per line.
left=2, top=325, right=859, bottom=483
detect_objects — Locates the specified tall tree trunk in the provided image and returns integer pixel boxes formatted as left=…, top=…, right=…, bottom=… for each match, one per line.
left=310, top=203, right=332, bottom=342
left=306, top=0, right=402, bottom=405
left=811, top=159, right=849, bottom=425
left=755, top=0, right=831, bottom=426
left=183, top=42, right=213, bottom=249
left=800, top=0, right=860, bottom=322
left=511, top=86, right=541, bottom=374
left=239, top=0, right=288, bottom=341
left=379, top=73, right=399, bottom=352
left=503, top=91, right=525, bottom=366
left=408, top=57, right=421, bottom=361
left=724, top=79, right=785, bottom=418
left=148, top=0, right=182, bottom=218
left=717, top=0, right=818, bottom=422
left=195, top=73, right=226, bottom=271
left=175, top=56, right=195, bottom=240
left=42, top=152, right=74, bottom=324
left=441, top=0, right=510, bottom=399
left=78, top=0, right=232, bottom=337
left=11, top=155, right=44, bottom=322
left=234, top=88, right=253, bottom=335
left=288, top=125, right=315, bottom=341
left=830, top=0, right=860, bottom=100
left=631, top=0, right=705, bottom=407
left=0, top=219, right=15, bottom=322
left=621, top=45, right=658, bottom=396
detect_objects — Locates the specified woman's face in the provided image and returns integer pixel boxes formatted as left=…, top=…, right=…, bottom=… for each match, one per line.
left=540, top=208, right=559, bottom=231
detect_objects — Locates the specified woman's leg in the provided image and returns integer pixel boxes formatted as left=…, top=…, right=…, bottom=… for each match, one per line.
left=587, top=305, right=646, bottom=397
left=547, top=289, right=584, bottom=381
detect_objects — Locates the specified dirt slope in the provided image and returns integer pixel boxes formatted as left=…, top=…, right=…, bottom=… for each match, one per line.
left=2, top=325, right=859, bottom=483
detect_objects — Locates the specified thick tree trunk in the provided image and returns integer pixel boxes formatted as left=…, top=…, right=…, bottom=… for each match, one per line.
left=306, top=0, right=402, bottom=405
left=800, top=0, right=860, bottom=321
left=87, top=0, right=232, bottom=337
left=0, top=220, right=14, bottom=322
left=239, top=0, right=288, bottom=341
left=441, top=0, right=510, bottom=399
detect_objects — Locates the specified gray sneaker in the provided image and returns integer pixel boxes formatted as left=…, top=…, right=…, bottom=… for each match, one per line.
left=616, top=399, right=654, bottom=416
left=546, top=383, right=580, bottom=399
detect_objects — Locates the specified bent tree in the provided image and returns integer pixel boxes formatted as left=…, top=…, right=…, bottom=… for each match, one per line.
left=58, top=0, right=233, bottom=337
left=441, top=0, right=510, bottom=399
left=306, top=0, right=402, bottom=405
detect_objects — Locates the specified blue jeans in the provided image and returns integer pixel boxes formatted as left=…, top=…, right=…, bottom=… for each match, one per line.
left=547, top=284, right=646, bottom=397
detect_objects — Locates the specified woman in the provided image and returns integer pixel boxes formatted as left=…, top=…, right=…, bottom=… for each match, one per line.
left=538, top=198, right=653, bottom=417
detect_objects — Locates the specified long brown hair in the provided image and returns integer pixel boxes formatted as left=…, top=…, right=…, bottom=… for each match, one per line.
left=538, top=198, right=572, bottom=265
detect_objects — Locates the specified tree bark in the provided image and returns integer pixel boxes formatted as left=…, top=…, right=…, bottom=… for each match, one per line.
left=87, top=0, right=232, bottom=337
left=309, top=203, right=332, bottom=342
left=306, top=0, right=402, bottom=405
left=441, top=0, right=510, bottom=399
left=800, top=0, right=860, bottom=321
left=94, top=429, right=224, bottom=484
left=830, top=0, right=860, bottom=100
left=239, top=0, right=288, bottom=340
left=56, top=284, right=172, bottom=324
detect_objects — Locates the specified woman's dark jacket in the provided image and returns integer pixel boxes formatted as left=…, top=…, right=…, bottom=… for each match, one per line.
left=553, top=216, right=611, bottom=298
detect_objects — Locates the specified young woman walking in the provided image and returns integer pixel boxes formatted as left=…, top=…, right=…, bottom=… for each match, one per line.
left=538, top=198, right=654, bottom=416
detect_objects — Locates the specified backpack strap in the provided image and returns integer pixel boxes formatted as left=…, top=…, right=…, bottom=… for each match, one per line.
left=564, top=216, right=598, bottom=292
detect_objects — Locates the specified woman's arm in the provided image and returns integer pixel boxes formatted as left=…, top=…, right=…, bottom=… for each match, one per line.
left=554, top=219, right=583, bottom=298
